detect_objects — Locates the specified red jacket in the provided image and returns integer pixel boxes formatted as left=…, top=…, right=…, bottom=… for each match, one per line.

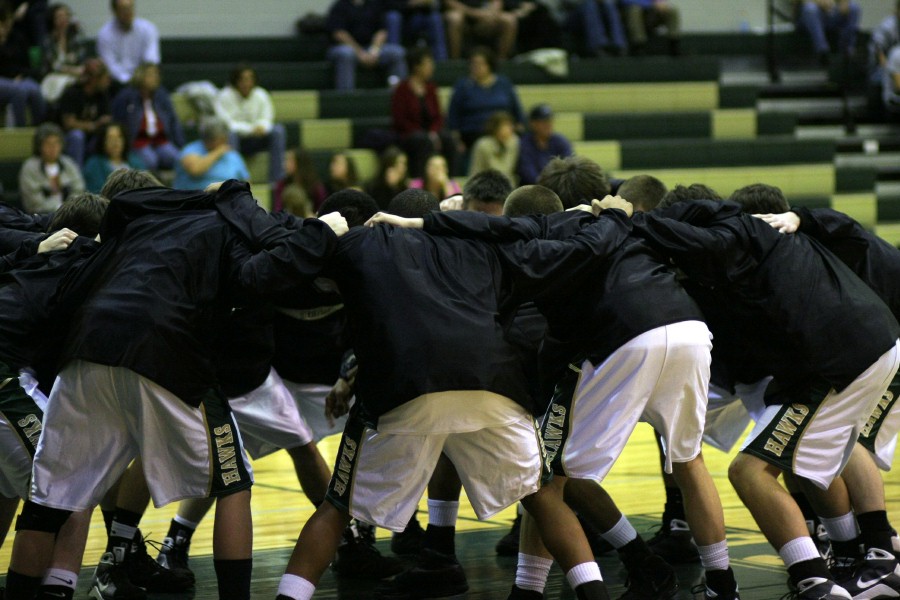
left=391, top=79, right=444, bottom=136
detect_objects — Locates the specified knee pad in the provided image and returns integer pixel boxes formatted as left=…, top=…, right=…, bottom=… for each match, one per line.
left=14, top=501, right=72, bottom=534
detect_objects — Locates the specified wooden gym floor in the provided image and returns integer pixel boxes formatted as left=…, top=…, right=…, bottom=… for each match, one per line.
left=3, top=422, right=900, bottom=599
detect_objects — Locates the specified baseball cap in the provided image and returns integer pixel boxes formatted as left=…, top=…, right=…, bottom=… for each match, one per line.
left=529, top=104, right=553, bottom=121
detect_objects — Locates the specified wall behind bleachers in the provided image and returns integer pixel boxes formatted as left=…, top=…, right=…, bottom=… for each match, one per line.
left=73, top=0, right=895, bottom=40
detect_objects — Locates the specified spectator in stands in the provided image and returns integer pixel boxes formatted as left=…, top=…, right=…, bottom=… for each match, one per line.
left=214, top=63, right=286, bottom=186
left=173, top=116, right=248, bottom=191
left=0, top=3, right=46, bottom=126
left=616, top=173, right=667, bottom=212
left=468, top=110, right=519, bottom=182
left=620, top=0, right=681, bottom=56
left=365, top=145, right=409, bottom=208
left=868, top=0, right=899, bottom=86
left=81, top=121, right=144, bottom=193
left=443, top=0, right=517, bottom=60
left=39, top=2, right=85, bottom=103
left=325, top=150, right=360, bottom=195
left=58, top=58, right=112, bottom=166
left=462, top=167, right=511, bottom=214
left=881, top=44, right=900, bottom=115
left=409, top=153, right=461, bottom=198
left=536, top=154, right=610, bottom=209
left=96, top=0, right=160, bottom=88
left=112, top=62, right=184, bottom=171
left=273, top=146, right=327, bottom=213
left=325, top=0, right=407, bottom=91
left=793, top=0, right=860, bottom=65
left=517, top=103, right=572, bottom=185
left=392, top=46, right=458, bottom=179
left=9, top=0, right=47, bottom=48
left=566, top=0, right=627, bottom=57
left=386, top=0, right=448, bottom=61
left=280, top=184, right=315, bottom=217
left=18, top=122, right=85, bottom=214
left=447, top=46, right=524, bottom=151
left=504, top=0, right=563, bottom=54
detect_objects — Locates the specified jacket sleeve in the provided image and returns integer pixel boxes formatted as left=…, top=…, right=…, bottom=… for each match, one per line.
left=423, top=209, right=592, bottom=242
left=793, top=206, right=896, bottom=277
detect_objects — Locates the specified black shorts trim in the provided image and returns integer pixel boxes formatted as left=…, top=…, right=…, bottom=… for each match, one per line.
left=325, top=404, right=367, bottom=513
left=0, top=362, right=43, bottom=459
left=201, top=389, right=253, bottom=497
left=539, top=362, right=582, bottom=477
left=741, top=402, right=820, bottom=474
left=858, top=372, right=900, bottom=455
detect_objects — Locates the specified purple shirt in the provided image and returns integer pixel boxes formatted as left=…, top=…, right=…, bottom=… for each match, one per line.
left=517, top=132, right=573, bottom=185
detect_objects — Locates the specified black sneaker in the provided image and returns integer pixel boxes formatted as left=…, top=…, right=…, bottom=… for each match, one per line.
left=694, top=568, right=740, bottom=600
left=647, top=519, right=699, bottom=564
left=807, top=520, right=833, bottom=566
left=373, top=549, right=469, bottom=599
left=89, top=549, right=147, bottom=600
left=126, top=532, right=194, bottom=592
left=156, top=535, right=191, bottom=574
left=836, top=548, right=900, bottom=599
left=507, top=584, right=543, bottom=600
left=618, top=554, right=678, bottom=599
left=779, top=577, right=851, bottom=599
left=391, top=517, right=426, bottom=556
left=332, top=523, right=405, bottom=580
left=496, top=514, right=522, bottom=556
left=891, top=529, right=900, bottom=562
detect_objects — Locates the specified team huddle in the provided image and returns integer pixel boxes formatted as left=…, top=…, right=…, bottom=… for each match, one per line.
left=0, top=156, right=899, bottom=600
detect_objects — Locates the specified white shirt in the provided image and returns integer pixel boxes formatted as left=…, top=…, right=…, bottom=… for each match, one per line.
left=214, top=86, right=274, bottom=136
left=96, top=17, right=160, bottom=84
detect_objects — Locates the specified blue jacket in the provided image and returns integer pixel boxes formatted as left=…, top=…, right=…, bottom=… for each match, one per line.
left=111, top=86, right=185, bottom=149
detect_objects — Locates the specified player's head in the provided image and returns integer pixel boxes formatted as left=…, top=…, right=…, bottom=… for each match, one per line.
left=537, top=156, right=611, bottom=209
left=100, top=168, right=163, bottom=200
left=47, top=192, right=109, bottom=238
left=463, top=169, right=512, bottom=215
left=503, top=185, right=563, bottom=217
left=657, top=183, right=722, bottom=210
left=729, top=183, right=789, bottom=214
left=387, top=188, right=440, bottom=218
left=617, top=174, right=667, bottom=213
left=318, top=189, right=379, bottom=228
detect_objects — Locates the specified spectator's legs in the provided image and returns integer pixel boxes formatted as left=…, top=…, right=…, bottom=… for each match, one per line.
left=601, top=0, right=628, bottom=51
left=154, top=142, right=181, bottom=170
left=831, top=1, right=861, bottom=55
left=496, top=12, right=517, bottom=60
left=385, top=10, right=403, bottom=46
left=578, top=0, right=611, bottom=55
left=624, top=5, right=648, bottom=50
left=0, top=78, right=43, bottom=126
left=327, top=44, right=358, bottom=91
left=445, top=9, right=465, bottom=59
left=20, top=78, right=45, bottom=124
left=379, top=44, right=408, bottom=84
left=267, top=124, right=287, bottom=183
left=64, top=129, right=86, bottom=166
left=425, top=10, right=449, bottom=61
left=798, top=1, right=831, bottom=55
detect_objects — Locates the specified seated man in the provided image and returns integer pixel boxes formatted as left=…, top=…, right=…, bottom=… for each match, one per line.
left=443, top=0, right=518, bottom=60
left=620, top=0, right=681, bottom=55
left=517, top=104, right=573, bottom=186
left=58, top=59, right=113, bottom=166
left=214, top=64, right=286, bottom=187
left=325, top=0, right=407, bottom=91
left=794, top=0, right=861, bottom=64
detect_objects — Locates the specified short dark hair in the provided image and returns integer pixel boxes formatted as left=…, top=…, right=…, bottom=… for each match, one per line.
left=658, top=183, right=722, bottom=210
left=617, top=174, right=668, bottom=212
left=729, top=183, right=789, bottom=214
left=94, top=121, right=130, bottom=160
left=537, top=156, right=611, bottom=209
left=318, top=189, right=379, bottom=228
left=48, top=192, right=109, bottom=237
left=100, top=169, right=162, bottom=200
left=229, top=62, right=257, bottom=88
left=405, top=46, right=433, bottom=74
left=388, top=188, right=440, bottom=218
left=469, top=46, right=497, bottom=73
left=503, top=185, right=563, bottom=217
left=463, top=169, right=513, bottom=207
left=32, top=123, right=64, bottom=156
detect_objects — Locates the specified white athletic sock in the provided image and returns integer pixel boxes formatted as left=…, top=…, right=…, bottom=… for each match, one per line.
left=427, top=499, right=459, bottom=528
left=173, top=514, right=200, bottom=531
left=780, top=537, right=822, bottom=567
left=515, top=553, right=553, bottom=592
left=698, top=540, right=730, bottom=571
left=277, top=574, right=315, bottom=600
left=42, top=568, right=78, bottom=590
left=600, top=515, right=638, bottom=549
left=820, top=513, right=859, bottom=542
left=565, top=561, right=602, bottom=589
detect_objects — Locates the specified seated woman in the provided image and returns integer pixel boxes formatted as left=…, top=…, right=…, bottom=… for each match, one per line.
left=18, top=123, right=85, bottom=214
left=111, top=62, right=185, bottom=171
left=272, top=147, right=327, bottom=213
left=173, top=117, right=249, bottom=191
left=468, top=111, right=519, bottom=183
left=40, top=2, right=86, bottom=103
left=408, top=153, right=461, bottom=200
left=82, top=121, right=145, bottom=193
left=365, top=145, right=409, bottom=209
left=325, top=151, right=360, bottom=197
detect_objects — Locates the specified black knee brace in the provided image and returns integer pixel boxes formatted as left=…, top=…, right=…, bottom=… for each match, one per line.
left=15, top=500, right=72, bottom=533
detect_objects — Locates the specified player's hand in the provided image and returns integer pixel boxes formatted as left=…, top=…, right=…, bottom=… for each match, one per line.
left=440, top=195, right=463, bottom=212
left=204, top=181, right=226, bottom=193
left=325, top=377, right=353, bottom=428
left=365, top=212, right=424, bottom=229
left=592, top=195, right=633, bottom=218
left=566, top=203, right=594, bottom=214
left=319, top=212, right=349, bottom=237
left=755, top=211, right=800, bottom=234
left=37, top=228, right=77, bottom=253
